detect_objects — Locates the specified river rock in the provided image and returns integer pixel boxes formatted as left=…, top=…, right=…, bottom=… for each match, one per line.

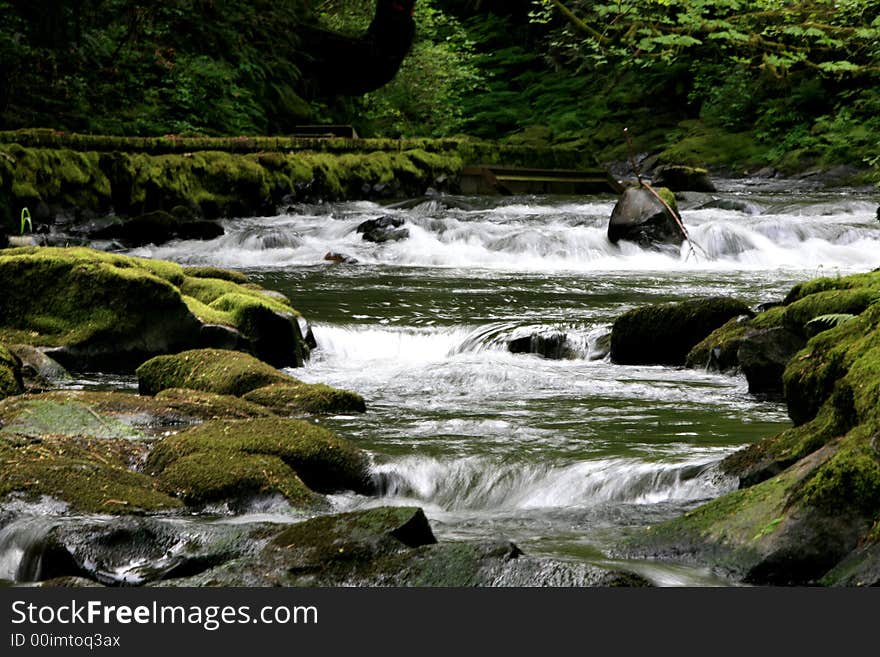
left=608, top=186, right=684, bottom=248
left=242, top=382, right=366, bottom=415
left=697, top=198, right=765, bottom=215
left=737, top=327, right=806, bottom=397
left=507, top=330, right=574, bottom=359
left=0, top=248, right=311, bottom=371
left=357, top=215, right=410, bottom=243
left=152, top=507, right=653, bottom=588
left=0, top=515, right=248, bottom=585
left=145, top=416, right=374, bottom=501
left=324, top=251, right=359, bottom=264
left=624, top=441, right=876, bottom=585
left=651, top=165, right=716, bottom=192
left=89, top=210, right=224, bottom=247
left=611, top=297, right=754, bottom=366
left=6, top=344, right=71, bottom=391
left=628, top=268, right=880, bottom=585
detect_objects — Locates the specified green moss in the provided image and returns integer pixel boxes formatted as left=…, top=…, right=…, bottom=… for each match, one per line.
left=655, top=122, right=768, bottom=171
left=721, top=399, right=852, bottom=484
left=0, top=247, right=195, bottom=354
left=783, top=271, right=880, bottom=304
left=0, top=398, right=143, bottom=440
left=136, top=349, right=292, bottom=397
left=783, top=289, right=880, bottom=336
left=792, top=424, right=880, bottom=517
left=242, top=382, right=366, bottom=416
left=0, top=435, right=180, bottom=513
left=145, top=417, right=372, bottom=495
left=153, top=388, right=274, bottom=419
left=612, top=296, right=753, bottom=366
left=181, top=266, right=250, bottom=285
left=0, top=344, right=23, bottom=399
left=783, top=315, right=874, bottom=426
left=157, top=451, right=321, bottom=508
left=685, top=318, right=748, bottom=370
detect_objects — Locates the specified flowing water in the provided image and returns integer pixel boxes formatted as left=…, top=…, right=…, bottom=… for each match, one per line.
left=119, top=181, right=877, bottom=585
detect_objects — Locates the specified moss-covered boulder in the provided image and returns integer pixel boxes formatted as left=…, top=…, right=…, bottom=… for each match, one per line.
left=0, top=247, right=202, bottom=371
left=137, top=349, right=291, bottom=397
left=137, top=349, right=364, bottom=416
left=628, top=269, right=880, bottom=585
left=179, top=277, right=308, bottom=367
left=0, top=434, right=180, bottom=514
left=0, top=247, right=308, bottom=371
left=242, top=382, right=366, bottom=415
left=611, top=297, right=753, bottom=366
left=146, top=417, right=374, bottom=504
left=0, top=344, right=23, bottom=399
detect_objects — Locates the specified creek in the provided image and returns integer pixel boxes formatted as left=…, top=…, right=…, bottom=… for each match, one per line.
left=37, top=179, right=880, bottom=586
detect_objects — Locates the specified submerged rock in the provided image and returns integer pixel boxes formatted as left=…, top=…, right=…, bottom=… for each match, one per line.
left=507, top=331, right=575, bottom=360
left=607, top=186, right=683, bottom=248
left=357, top=215, right=410, bottom=243
left=611, top=297, right=753, bottom=366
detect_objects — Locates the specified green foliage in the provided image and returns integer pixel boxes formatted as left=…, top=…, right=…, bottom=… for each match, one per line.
left=318, top=0, right=484, bottom=137
left=0, top=0, right=310, bottom=135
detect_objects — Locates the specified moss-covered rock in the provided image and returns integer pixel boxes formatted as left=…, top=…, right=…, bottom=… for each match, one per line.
left=0, top=435, right=180, bottom=514
left=146, top=417, right=374, bottom=497
left=686, top=306, right=784, bottom=371
left=0, top=248, right=308, bottom=370
left=157, top=452, right=322, bottom=508
left=0, top=344, right=23, bottom=399
left=0, top=247, right=202, bottom=371
left=136, top=349, right=363, bottom=416
left=136, top=349, right=292, bottom=397
left=611, top=297, right=753, bottom=366
left=630, top=269, right=880, bottom=585
left=242, top=382, right=366, bottom=415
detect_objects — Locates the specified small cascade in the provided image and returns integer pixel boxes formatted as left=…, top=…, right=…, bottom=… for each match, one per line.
left=370, top=456, right=736, bottom=512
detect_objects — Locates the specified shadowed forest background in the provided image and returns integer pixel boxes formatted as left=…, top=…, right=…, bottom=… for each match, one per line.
left=1, top=0, right=878, bottom=175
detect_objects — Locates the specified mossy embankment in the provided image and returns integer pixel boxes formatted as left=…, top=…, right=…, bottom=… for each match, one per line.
left=0, top=130, right=594, bottom=233
left=625, top=269, right=880, bottom=585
